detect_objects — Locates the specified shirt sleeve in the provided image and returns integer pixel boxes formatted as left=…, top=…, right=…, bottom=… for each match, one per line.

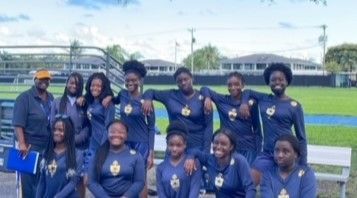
left=260, top=171, right=274, bottom=198
left=293, top=104, right=308, bottom=165
left=123, top=154, right=145, bottom=198
left=189, top=160, right=202, bottom=198
left=155, top=164, right=168, bottom=198
left=101, top=104, right=116, bottom=144
left=187, top=148, right=210, bottom=166
left=35, top=167, right=46, bottom=198
left=241, top=89, right=268, bottom=104
left=251, top=103, right=262, bottom=153
left=147, top=111, right=156, bottom=150
left=235, top=155, right=256, bottom=198
left=200, top=86, right=225, bottom=103
left=112, top=90, right=121, bottom=105
left=50, top=99, right=59, bottom=127
left=203, top=112, right=213, bottom=153
left=75, top=117, right=90, bottom=147
left=300, top=167, right=317, bottom=198
left=88, top=159, right=110, bottom=198
left=143, top=89, right=171, bottom=104
left=12, top=93, right=28, bottom=127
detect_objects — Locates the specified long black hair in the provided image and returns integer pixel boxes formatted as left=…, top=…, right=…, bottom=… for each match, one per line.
left=84, top=72, right=113, bottom=104
left=94, top=120, right=128, bottom=180
left=44, top=117, right=77, bottom=171
left=59, top=72, right=84, bottom=114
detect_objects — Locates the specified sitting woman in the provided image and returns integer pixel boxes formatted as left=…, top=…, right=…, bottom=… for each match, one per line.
left=36, top=115, right=83, bottom=198
left=156, top=121, right=201, bottom=198
left=187, top=128, right=256, bottom=198
left=88, top=120, right=145, bottom=198
left=260, top=134, right=316, bottom=198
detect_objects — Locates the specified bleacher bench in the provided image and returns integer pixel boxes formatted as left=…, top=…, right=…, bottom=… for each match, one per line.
left=307, top=145, right=352, bottom=198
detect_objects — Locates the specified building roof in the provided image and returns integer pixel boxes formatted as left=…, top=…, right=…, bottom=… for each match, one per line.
left=142, top=59, right=180, bottom=67
left=221, top=53, right=320, bottom=66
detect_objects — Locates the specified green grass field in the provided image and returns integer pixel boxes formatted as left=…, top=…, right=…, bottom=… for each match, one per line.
left=1, top=83, right=357, bottom=196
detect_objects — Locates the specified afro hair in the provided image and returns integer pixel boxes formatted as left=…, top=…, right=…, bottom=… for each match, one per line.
left=173, top=67, right=192, bottom=80
left=166, top=120, right=188, bottom=141
left=122, top=60, right=147, bottom=78
left=263, top=63, right=293, bottom=85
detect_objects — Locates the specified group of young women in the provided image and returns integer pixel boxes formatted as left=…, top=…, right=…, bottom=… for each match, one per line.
left=14, top=60, right=317, bottom=198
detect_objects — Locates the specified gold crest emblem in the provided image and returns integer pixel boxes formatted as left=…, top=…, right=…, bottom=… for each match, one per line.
left=278, top=188, right=289, bottom=198
left=130, top=149, right=136, bottom=155
left=140, top=99, right=144, bottom=104
left=181, top=105, right=191, bottom=117
left=198, top=95, right=204, bottom=100
left=230, top=158, right=235, bottom=165
left=291, top=101, right=297, bottom=107
left=124, top=104, right=133, bottom=115
left=228, top=108, right=237, bottom=121
left=48, top=160, right=57, bottom=177
left=110, top=160, right=121, bottom=176
left=215, top=173, right=224, bottom=188
left=298, top=169, right=305, bottom=177
left=266, top=105, right=276, bottom=119
left=87, top=108, right=93, bottom=120
left=170, top=174, right=180, bottom=191
left=248, top=99, right=254, bottom=106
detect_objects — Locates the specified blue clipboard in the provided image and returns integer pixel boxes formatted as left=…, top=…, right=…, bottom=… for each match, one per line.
left=6, top=148, right=39, bottom=174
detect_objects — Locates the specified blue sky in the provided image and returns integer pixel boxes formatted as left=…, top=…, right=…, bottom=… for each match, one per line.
left=0, top=0, right=356, bottom=63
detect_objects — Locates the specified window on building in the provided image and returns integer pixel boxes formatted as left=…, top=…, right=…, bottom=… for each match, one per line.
left=159, top=66, right=166, bottom=71
left=244, top=63, right=254, bottom=70
left=222, top=63, right=231, bottom=70
left=233, top=63, right=242, bottom=70
left=256, top=63, right=266, bottom=70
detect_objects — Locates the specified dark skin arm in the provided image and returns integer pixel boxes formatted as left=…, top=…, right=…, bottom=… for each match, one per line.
left=15, top=126, right=31, bottom=158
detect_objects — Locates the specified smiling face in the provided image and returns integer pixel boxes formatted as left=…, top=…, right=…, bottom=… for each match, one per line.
left=212, top=133, right=234, bottom=159
left=35, top=78, right=50, bottom=92
left=167, top=134, right=186, bottom=159
left=227, top=76, right=244, bottom=99
left=108, top=122, right=128, bottom=148
left=125, top=72, right=141, bottom=94
left=53, top=120, right=65, bottom=144
left=90, top=78, right=103, bottom=99
left=274, top=140, right=298, bottom=169
left=66, top=76, right=78, bottom=96
left=176, top=72, right=193, bottom=94
left=269, top=71, right=288, bottom=97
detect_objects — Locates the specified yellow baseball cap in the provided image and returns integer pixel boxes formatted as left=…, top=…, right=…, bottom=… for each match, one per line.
left=34, top=69, right=52, bottom=80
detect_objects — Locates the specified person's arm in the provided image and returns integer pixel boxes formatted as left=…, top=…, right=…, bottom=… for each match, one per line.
left=251, top=102, right=262, bottom=153
left=259, top=171, right=274, bottom=198
left=200, top=86, right=224, bottom=114
left=50, top=99, right=58, bottom=127
left=87, top=158, right=110, bottom=198
left=142, top=89, right=171, bottom=115
left=188, top=160, right=202, bottom=198
left=300, top=168, right=317, bottom=198
left=147, top=110, right=156, bottom=170
left=187, top=148, right=210, bottom=165
left=12, top=94, right=30, bottom=157
left=203, top=112, right=213, bottom=153
left=101, top=104, right=116, bottom=144
left=75, top=121, right=90, bottom=146
left=35, top=167, right=46, bottom=198
left=123, top=155, right=145, bottom=198
left=235, top=156, right=256, bottom=198
left=293, top=104, right=308, bottom=165
left=155, top=164, right=168, bottom=198
left=55, top=150, right=84, bottom=198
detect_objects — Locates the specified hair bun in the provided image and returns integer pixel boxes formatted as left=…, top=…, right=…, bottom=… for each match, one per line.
left=123, top=60, right=147, bottom=78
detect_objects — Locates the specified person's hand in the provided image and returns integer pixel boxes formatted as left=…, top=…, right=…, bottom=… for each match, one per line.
left=184, top=159, right=197, bottom=175
left=142, top=100, right=153, bottom=116
left=83, top=174, right=89, bottom=186
left=147, top=151, right=154, bottom=170
left=102, top=96, right=113, bottom=108
left=238, top=103, right=250, bottom=119
left=76, top=96, right=86, bottom=107
left=18, top=142, right=31, bottom=159
left=204, top=97, right=213, bottom=115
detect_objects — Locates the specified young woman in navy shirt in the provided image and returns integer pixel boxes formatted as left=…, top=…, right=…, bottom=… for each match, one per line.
left=143, top=67, right=213, bottom=153
left=239, top=63, right=307, bottom=185
left=88, top=120, right=145, bottom=198
left=261, top=134, right=316, bottom=198
left=36, top=116, right=83, bottom=198
left=201, top=72, right=262, bottom=165
left=156, top=121, right=201, bottom=198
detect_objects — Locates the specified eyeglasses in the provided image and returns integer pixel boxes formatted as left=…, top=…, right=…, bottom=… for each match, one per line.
left=55, top=114, right=70, bottom=119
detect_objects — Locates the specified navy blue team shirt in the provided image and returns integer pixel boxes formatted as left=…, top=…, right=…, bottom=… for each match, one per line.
left=143, top=89, right=213, bottom=153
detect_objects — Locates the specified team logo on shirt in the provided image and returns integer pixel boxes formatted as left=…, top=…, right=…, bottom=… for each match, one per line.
left=215, top=173, right=224, bottom=188
left=181, top=105, right=191, bottom=117
left=140, top=99, right=145, bottom=104
left=298, top=169, right=305, bottom=177
left=66, top=168, right=76, bottom=179
left=130, top=149, right=136, bottom=155
left=266, top=105, right=276, bottom=119
left=110, top=160, right=121, bottom=176
left=230, top=158, right=235, bottom=165
left=248, top=99, right=255, bottom=106
left=170, top=174, right=180, bottom=191
left=291, top=101, right=297, bottom=107
left=87, top=108, right=93, bottom=120
left=198, top=95, right=204, bottom=100
left=48, top=159, right=57, bottom=177
left=228, top=108, right=237, bottom=121
left=278, top=188, right=289, bottom=198
left=124, top=104, right=133, bottom=115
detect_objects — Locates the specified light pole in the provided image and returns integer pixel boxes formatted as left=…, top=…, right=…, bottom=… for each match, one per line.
left=188, top=28, right=195, bottom=73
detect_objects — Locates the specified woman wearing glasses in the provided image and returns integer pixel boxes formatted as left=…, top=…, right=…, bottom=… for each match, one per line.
left=36, top=115, right=83, bottom=198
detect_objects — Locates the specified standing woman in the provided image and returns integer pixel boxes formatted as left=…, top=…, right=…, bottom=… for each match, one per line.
left=156, top=121, right=201, bottom=198
left=12, top=69, right=54, bottom=198
left=36, top=116, right=83, bottom=198
left=84, top=72, right=115, bottom=155
left=50, top=72, right=89, bottom=150
left=261, top=134, right=316, bottom=198
left=88, top=120, right=145, bottom=198
left=201, top=72, right=262, bottom=165
left=143, top=67, right=213, bottom=153
left=239, top=63, right=307, bottom=185
left=187, top=128, right=256, bottom=198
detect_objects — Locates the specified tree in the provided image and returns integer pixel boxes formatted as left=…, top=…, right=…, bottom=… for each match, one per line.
left=69, top=39, right=83, bottom=60
left=183, top=44, right=221, bottom=71
left=325, top=61, right=341, bottom=74
left=325, top=43, right=357, bottom=73
left=106, top=44, right=144, bottom=63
